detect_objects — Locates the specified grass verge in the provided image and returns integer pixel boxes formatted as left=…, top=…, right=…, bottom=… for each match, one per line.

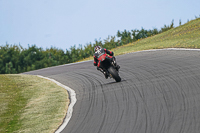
left=0, top=74, right=69, bottom=133
left=112, top=18, right=200, bottom=55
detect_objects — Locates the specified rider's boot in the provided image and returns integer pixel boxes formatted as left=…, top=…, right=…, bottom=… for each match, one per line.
left=97, top=67, right=108, bottom=79
left=103, top=71, right=108, bottom=79
left=116, top=65, right=120, bottom=70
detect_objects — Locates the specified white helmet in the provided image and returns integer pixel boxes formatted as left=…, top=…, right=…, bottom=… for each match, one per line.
left=94, top=46, right=101, bottom=52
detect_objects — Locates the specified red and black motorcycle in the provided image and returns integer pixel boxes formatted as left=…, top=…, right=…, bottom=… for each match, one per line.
left=99, top=55, right=121, bottom=82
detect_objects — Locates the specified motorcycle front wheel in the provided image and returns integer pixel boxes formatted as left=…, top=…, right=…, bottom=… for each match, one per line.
left=108, top=66, right=121, bottom=82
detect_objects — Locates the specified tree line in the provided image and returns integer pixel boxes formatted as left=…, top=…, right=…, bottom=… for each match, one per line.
left=0, top=20, right=175, bottom=74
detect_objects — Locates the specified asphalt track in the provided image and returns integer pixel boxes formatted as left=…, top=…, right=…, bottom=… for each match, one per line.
left=24, top=49, right=200, bottom=133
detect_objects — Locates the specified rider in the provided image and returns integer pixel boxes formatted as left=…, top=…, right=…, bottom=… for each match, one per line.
left=93, top=46, right=120, bottom=79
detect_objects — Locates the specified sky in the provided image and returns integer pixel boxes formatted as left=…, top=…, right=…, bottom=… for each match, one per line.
left=0, top=0, right=200, bottom=51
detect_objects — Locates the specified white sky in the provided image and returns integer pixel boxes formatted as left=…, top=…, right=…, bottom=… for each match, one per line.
left=0, top=0, right=199, bottom=50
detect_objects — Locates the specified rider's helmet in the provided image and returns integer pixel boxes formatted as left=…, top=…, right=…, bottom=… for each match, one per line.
left=94, top=46, right=102, bottom=52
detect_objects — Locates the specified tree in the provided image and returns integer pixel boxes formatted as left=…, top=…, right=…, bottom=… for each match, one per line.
left=6, top=62, right=15, bottom=74
left=152, top=28, right=159, bottom=35
left=117, top=30, right=121, bottom=38
left=170, top=19, right=174, bottom=28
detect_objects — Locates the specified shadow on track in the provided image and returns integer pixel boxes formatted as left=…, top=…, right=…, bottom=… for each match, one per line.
left=103, top=79, right=126, bottom=85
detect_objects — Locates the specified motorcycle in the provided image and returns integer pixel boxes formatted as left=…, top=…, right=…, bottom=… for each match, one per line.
left=99, top=55, right=121, bottom=82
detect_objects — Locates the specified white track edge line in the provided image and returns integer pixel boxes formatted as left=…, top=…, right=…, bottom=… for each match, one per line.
left=123, top=48, right=200, bottom=55
left=37, top=75, right=77, bottom=133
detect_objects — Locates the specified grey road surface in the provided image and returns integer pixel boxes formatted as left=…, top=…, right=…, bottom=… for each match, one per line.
left=24, top=49, right=200, bottom=133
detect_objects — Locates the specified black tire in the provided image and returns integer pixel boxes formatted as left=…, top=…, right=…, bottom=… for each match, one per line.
left=108, top=66, right=121, bottom=82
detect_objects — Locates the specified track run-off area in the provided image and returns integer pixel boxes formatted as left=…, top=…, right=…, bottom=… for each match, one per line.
left=24, top=49, right=200, bottom=133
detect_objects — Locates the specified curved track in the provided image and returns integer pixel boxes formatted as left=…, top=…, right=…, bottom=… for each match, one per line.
left=24, top=49, right=200, bottom=133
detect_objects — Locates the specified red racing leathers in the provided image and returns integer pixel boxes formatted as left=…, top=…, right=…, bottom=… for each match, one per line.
left=93, top=48, right=113, bottom=67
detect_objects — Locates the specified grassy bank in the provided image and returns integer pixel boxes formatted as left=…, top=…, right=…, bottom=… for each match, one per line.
left=113, top=18, right=200, bottom=55
left=80, top=18, right=200, bottom=61
left=0, top=74, right=69, bottom=133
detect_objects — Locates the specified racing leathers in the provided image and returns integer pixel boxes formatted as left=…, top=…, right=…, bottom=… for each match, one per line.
left=93, top=48, right=119, bottom=79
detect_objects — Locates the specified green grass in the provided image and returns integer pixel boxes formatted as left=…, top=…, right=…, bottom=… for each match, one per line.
left=0, top=74, right=69, bottom=133
left=112, top=18, right=200, bottom=55
left=79, top=18, right=200, bottom=61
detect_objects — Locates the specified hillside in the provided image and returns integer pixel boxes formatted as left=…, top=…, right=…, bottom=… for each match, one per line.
left=112, top=18, right=200, bottom=55
left=81, top=18, right=200, bottom=62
